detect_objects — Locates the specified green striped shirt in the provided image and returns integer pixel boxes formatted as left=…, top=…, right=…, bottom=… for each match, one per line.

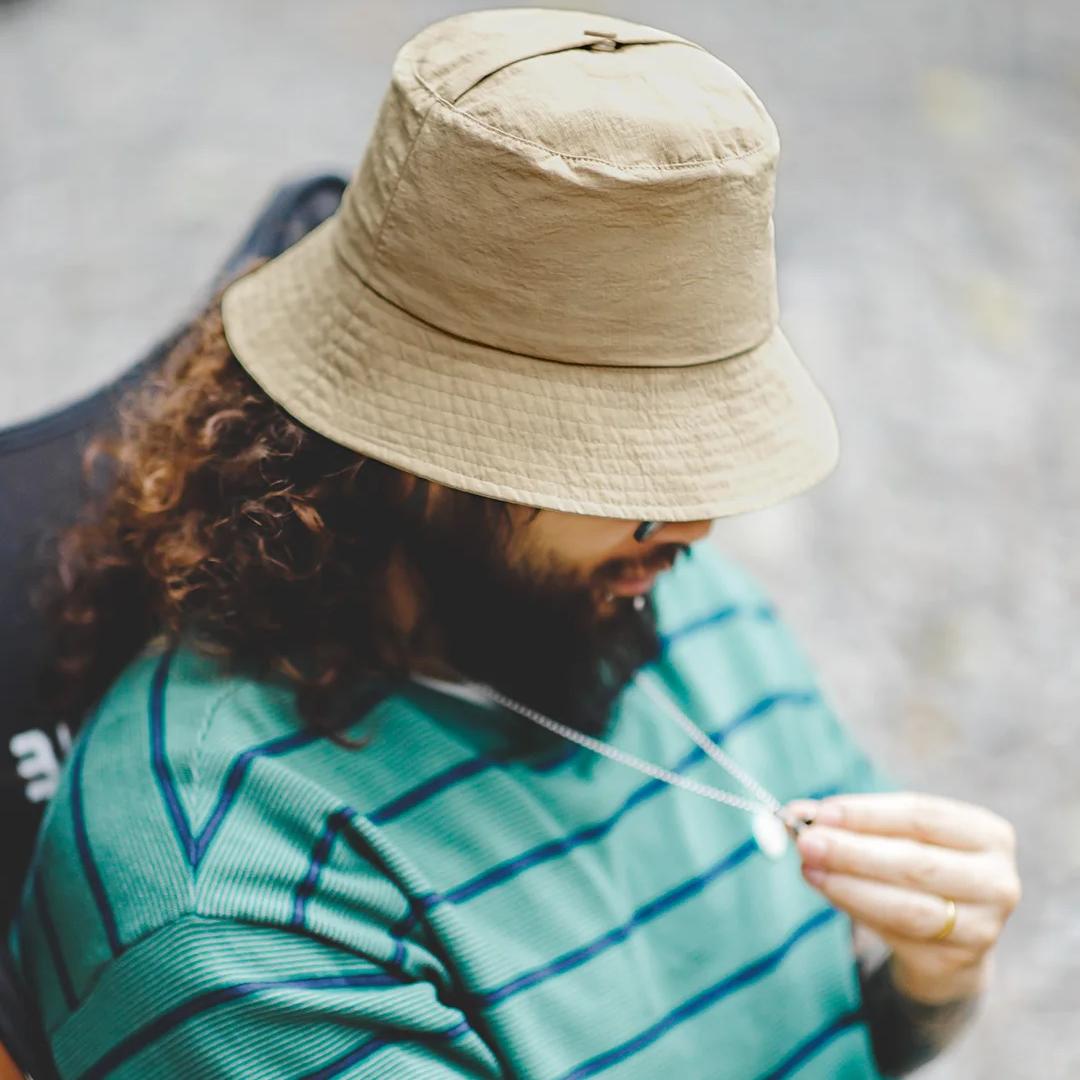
left=12, top=541, right=892, bottom=1079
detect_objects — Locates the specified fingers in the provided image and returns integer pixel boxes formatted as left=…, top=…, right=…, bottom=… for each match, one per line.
left=786, top=792, right=1016, bottom=854
left=801, top=870, right=1002, bottom=954
left=796, top=825, right=1019, bottom=907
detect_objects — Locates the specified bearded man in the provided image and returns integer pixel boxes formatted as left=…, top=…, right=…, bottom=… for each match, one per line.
left=11, top=9, right=1018, bottom=1079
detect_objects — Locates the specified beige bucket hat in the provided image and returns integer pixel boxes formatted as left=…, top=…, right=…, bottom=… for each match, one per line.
left=221, top=7, right=839, bottom=521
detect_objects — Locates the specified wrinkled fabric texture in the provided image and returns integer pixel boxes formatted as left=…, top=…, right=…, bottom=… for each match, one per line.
left=221, top=8, right=839, bottom=521
left=11, top=544, right=892, bottom=1078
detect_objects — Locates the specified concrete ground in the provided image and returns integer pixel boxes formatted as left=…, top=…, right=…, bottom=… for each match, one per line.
left=2, top=0, right=1076, bottom=1074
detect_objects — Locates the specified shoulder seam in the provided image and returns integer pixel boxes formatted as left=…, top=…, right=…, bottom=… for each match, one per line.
left=187, top=682, right=247, bottom=810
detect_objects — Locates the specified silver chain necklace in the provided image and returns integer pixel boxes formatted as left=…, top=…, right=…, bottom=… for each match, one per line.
left=410, top=666, right=812, bottom=861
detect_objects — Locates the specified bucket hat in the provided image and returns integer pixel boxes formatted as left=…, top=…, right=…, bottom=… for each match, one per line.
left=220, top=7, right=839, bottom=521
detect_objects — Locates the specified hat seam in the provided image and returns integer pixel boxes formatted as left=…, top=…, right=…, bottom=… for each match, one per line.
left=300, top=286, right=784, bottom=427
left=254, top=404, right=833, bottom=520
left=226, top=272, right=837, bottom=518
left=293, top=356, right=785, bottom=443
left=410, top=66, right=773, bottom=172
left=253, top=387, right=824, bottom=516
left=365, top=94, right=443, bottom=287
left=272, top=284, right=803, bottom=448
left=257, top=276, right=801, bottom=449
left=322, top=214, right=779, bottom=373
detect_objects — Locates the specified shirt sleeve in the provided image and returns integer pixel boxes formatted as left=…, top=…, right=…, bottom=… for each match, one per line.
left=47, top=915, right=504, bottom=1080
left=858, top=953, right=981, bottom=1077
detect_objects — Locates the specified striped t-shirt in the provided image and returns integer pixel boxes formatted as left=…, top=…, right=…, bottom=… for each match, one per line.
left=12, top=540, right=893, bottom=1079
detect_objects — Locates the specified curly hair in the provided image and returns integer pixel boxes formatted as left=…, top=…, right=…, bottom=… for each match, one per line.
left=32, top=296, right=521, bottom=737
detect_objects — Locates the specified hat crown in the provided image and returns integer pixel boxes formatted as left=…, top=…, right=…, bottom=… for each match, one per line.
left=334, top=7, right=782, bottom=367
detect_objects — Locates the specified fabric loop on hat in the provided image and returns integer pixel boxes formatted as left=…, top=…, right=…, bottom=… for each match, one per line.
left=417, top=17, right=703, bottom=104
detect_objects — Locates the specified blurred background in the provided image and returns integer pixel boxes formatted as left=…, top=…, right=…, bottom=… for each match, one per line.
left=1, top=0, right=1076, bottom=1074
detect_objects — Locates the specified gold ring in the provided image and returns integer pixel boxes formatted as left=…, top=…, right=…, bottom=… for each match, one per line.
left=931, top=897, right=957, bottom=942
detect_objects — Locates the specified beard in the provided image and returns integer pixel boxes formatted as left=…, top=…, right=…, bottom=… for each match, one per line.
left=390, top=495, right=682, bottom=754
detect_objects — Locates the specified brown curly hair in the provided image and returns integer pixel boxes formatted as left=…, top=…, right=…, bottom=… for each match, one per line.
left=33, top=295, right=523, bottom=737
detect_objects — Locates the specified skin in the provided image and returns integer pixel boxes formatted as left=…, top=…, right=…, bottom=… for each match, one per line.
left=387, top=476, right=715, bottom=635
left=509, top=502, right=715, bottom=603
left=785, top=792, right=1022, bottom=1005
left=397, top=477, right=1023, bottom=1010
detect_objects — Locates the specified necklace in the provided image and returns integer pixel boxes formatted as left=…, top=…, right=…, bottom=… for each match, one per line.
left=409, top=667, right=813, bottom=860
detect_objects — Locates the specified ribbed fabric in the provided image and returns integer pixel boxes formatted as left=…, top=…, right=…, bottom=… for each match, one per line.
left=11, top=542, right=892, bottom=1079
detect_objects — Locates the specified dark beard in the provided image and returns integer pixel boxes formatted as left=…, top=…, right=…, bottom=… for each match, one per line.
left=391, top=497, right=670, bottom=753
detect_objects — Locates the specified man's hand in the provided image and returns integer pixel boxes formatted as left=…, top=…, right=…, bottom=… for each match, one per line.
left=783, top=792, right=1021, bottom=1005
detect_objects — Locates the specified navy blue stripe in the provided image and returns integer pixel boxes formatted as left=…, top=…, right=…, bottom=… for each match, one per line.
left=148, top=647, right=316, bottom=871
left=69, top=728, right=123, bottom=957
left=341, top=824, right=477, bottom=1030
left=372, top=602, right=771, bottom=826
left=76, top=971, right=406, bottom=1080
left=33, top=873, right=76, bottom=1011
left=148, top=648, right=197, bottom=865
left=392, top=775, right=839, bottom=949
left=475, top=838, right=758, bottom=1008
left=392, top=689, right=818, bottom=936
left=756, top=1008, right=862, bottom=1080
left=291, top=807, right=356, bottom=928
left=391, top=939, right=407, bottom=969
left=298, top=1019, right=472, bottom=1080
left=658, top=602, right=774, bottom=650
left=371, top=745, right=579, bottom=827
left=558, top=906, right=838, bottom=1080
left=528, top=743, right=579, bottom=773
left=453, top=693, right=809, bottom=905
left=193, top=730, right=316, bottom=867
left=369, top=757, right=493, bottom=826
left=447, top=695, right=803, bottom=907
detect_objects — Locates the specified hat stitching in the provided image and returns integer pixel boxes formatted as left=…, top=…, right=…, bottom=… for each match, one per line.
left=298, top=291, right=780, bottom=430
left=252, top=365, right=803, bottom=502
left=296, top=361, right=777, bottom=446
left=365, top=96, right=444, bottom=282
left=229, top=295, right=832, bottom=517
left=410, top=67, right=772, bottom=172
left=268, top=296, right=796, bottom=450
left=241, top=390, right=824, bottom=520
left=228, top=229, right=804, bottom=445
left=261, top=275, right=793, bottom=444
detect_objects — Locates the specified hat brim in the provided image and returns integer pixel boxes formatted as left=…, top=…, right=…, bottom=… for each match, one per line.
left=220, top=216, right=838, bottom=521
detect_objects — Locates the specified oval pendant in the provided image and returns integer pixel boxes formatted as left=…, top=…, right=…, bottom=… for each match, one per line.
left=752, top=811, right=789, bottom=860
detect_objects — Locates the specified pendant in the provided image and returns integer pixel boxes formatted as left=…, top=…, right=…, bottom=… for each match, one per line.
left=751, top=811, right=790, bottom=860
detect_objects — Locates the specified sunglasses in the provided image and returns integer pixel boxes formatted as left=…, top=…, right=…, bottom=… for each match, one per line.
left=633, top=521, right=663, bottom=543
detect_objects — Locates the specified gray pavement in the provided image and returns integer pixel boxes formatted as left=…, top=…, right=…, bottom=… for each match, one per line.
left=2, top=1, right=1077, bottom=1075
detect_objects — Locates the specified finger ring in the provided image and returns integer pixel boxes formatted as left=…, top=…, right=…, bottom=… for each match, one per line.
left=931, top=897, right=957, bottom=942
